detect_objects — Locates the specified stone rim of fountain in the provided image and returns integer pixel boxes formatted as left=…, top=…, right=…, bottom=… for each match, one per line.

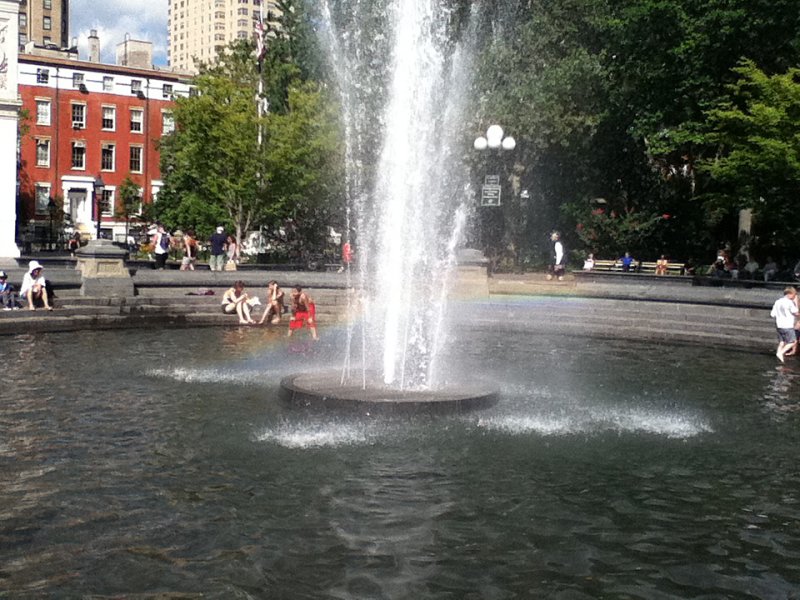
left=280, top=370, right=499, bottom=413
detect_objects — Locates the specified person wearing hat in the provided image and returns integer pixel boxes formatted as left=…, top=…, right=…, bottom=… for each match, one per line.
left=209, top=226, right=228, bottom=272
left=20, top=260, right=53, bottom=311
left=0, top=270, right=20, bottom=310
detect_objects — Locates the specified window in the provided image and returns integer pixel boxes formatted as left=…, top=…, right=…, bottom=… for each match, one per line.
left=19, top=33, right=27, bottom=45
left=36, top=68, right=49, bottom=84
left=101, top=106, right=116, bottom=130
left=35, top=184, right=51, bottom=215
left=214, top=33, right=225, bottom=41
left=130, top=108, right=143, bottom=133
left=215, top=22, right=225, bottom=30
left=101, top=143, right=115, bottom=171
left=19, top=12, right=27, bottom=27
left=237, top=30, right=248, bottom=38
left=162, top=83, right=173, bottom=99
left=238, top=7, right=248, bottom=14
left=43, top=16, right=51, bottom=30
left=100, top=189, right=114, bottom=216
left=215, top=10, right=224, bottom=18
left=103, top=76, right=113, bottom=91
left=129, top=146, right=143, bottom=173
left=71, top=141, right=86, bottom=170
left=43, top=36, right=51, bottom=45
left=131, top=79, right=142, bottom=94
left=71, top=103, right=86, bottom=129
left=35, top=138, right=50, bottom=167
left=43, top=0, right=52, bottom=8
left=162, top=112, right=175, bottom=135
left=238, top=19, right=248, bottom=27
left=35, top=99, right=51, bottom=125
left=72, top=72, right=84, bottom=88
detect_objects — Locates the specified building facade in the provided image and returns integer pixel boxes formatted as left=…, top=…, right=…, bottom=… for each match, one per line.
left=18, top=0, right=69, bottom=49
left=168, top=0, right=280, bottom=73
left=17, top=51, right=193, bottom=244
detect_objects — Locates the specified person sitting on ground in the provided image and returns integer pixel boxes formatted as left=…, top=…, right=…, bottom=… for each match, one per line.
left=582, top=252, right=595, bottom=271
left=771, top=286, right=798, bottom=363
left=655, top=255, right=669, bottom=276
left=0, top=270, right=20, bottom=310
left=619, top=252, right=636, bottom=272
left=743, top=256, right=760, bottom=280
left=288, top=285, right=318, bottom=340
left=259, top=280, right=285, bottom=325
left=221, top=280, right=258, bottom=324
left=20, top=260, right=53, bottom=311
left=763, top=257, right=778, bottom=282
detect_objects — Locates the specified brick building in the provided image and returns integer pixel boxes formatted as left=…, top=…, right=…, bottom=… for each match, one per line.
left=17, top=43, right=193, bottom=245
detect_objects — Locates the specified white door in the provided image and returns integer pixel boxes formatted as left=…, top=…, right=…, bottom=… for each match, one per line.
left=68, top=190, right=88, bottom=229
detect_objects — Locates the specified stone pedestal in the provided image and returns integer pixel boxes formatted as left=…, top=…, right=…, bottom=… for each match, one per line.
left=450, top=248, right=490, bottom=299
left=75, top=240, right=135, bottom=297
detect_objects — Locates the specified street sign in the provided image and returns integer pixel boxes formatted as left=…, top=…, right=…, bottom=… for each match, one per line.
left=481, top=184, right=502, bottom=206
left=485, top=175, right=500, bottom=185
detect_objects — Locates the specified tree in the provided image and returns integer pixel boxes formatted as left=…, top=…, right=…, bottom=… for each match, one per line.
left=116, top=174, right=142, bottom=245
left=685, top=61, right=800, bottom=256
left=156, top=41, right=265, bottom=245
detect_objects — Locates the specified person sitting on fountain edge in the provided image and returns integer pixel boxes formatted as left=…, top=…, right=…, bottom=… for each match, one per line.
left=288, top=285, right=318, bottom=340
left=259, top=280, right=285, bottom=325
left=221, top=280, right=259, bottom=324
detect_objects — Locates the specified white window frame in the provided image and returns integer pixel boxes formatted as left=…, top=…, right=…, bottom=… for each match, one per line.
left=131, top=79, right=143, bottom=94
left=100, top=187, right=116, bottom=217
left=101, top=105, right=116, bottom=131
left=129, top=145, right=143, bottom=173
left=101, top=143, right=115, bottom=172
left=36, top=68, right=49, bottom=84
left=72, top=72, right=84, bottom=89
left=162, top=83, right=173, bottom=99
left=71, top=141, right=86, bottom=170
left=161, top=111, right=175, bottom=135
left=71, top=102, right=86, bottom=129
left=35, top=99, right=51, bottom=126
left=130, top=108, right=144, bottom=133
left=103, top=76, right=114, bottom=92
left=35, top=137, right=51, bottom=167
left=35, top=183, right=51, bottom=215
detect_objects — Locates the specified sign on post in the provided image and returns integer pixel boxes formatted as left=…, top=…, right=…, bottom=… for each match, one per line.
left=485, top=175, right=500, bottom=185
left=481, top=184, right=502, bottom=207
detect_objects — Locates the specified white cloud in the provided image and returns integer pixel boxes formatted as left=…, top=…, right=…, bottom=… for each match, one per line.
left=70, top=0, right=168, bottom=66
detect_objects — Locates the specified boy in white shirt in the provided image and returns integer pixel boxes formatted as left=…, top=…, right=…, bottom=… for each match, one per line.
left=770, top=286, right=798, bottom=363
left=20, top=260, right=53, bottom=311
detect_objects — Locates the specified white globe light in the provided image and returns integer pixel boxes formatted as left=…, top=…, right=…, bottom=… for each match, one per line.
left=502, top=136, right=516, bottom=150
left=486, top=124, right=504, bottom=142
left=487, top=137, right=502, bottom=149
left=473, top=137, right=488, bottom=150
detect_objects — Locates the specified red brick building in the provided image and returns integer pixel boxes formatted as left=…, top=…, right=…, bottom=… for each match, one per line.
left=17, top=48, right=193, bottom=244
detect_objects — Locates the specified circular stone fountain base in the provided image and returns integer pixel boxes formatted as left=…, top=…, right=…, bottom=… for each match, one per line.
left=280, top=371, right=499, bottom=413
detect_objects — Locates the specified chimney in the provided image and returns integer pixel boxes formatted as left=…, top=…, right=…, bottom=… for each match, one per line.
left=88, top=29, right=100, bottom=63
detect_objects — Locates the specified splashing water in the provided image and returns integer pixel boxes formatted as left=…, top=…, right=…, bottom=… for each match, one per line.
left=321, top=0, right=478, bottom=389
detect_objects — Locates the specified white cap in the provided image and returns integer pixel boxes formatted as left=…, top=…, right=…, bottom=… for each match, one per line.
left=29, top=260, right=44, bottom=273
left=216, top=226, right=224, bottom=234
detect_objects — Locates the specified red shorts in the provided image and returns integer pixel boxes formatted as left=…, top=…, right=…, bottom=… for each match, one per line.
left=289, top=303, right=316, bottom=330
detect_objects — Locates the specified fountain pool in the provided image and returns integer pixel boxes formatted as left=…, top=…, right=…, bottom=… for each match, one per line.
left=1, top=324, right=799, bottom=596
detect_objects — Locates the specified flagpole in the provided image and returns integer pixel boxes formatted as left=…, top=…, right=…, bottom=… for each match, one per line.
left=256, top=1, right=265, bottom=148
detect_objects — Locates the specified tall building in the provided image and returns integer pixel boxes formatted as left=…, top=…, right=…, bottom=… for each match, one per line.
left=16, top=43, right=193, bottom=245
left=18, top=0, right=70, bottom=49
left=167, top=0, right=280, bottom=74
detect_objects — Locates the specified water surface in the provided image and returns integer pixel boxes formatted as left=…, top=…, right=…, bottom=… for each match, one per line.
left=1, top=325, right=799, bottom=597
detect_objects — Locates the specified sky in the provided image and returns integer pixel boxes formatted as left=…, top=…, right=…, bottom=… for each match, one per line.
left=70, top=0, right=169, bottom=66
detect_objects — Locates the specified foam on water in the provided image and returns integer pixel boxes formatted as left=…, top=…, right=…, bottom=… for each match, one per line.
left=255, top=421, right=380, bottom=449
left=147, top=367, right=270, bottom=385
left=476, top=406, right=713, bottom=439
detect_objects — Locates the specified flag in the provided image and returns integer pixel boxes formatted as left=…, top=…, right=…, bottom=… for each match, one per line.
left=254, top=17, right=267, bottom=64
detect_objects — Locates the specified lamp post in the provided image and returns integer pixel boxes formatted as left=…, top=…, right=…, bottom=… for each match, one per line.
left=47, top=197, right=57, bottom=251
left=93, top=175, right=106, bottom=240
left=473, top=125, right=515, bottom=256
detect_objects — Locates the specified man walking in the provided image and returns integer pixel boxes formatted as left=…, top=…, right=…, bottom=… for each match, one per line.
left=209, top=226, right=228, bottom=272
left=770, top=286, right=798, bottom=363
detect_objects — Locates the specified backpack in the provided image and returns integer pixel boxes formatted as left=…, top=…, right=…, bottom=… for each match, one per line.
left=159, top=232, right=170, bottom=250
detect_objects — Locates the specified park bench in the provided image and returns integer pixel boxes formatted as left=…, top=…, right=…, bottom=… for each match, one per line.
left=589, top=259, right=684, bottom=275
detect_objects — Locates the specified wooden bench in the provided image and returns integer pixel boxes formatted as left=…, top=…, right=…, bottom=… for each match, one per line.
left=588, top=259, right=685, bottom=275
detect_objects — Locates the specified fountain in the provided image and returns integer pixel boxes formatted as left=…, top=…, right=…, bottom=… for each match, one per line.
left=280, top=0, right=496, bottom=409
